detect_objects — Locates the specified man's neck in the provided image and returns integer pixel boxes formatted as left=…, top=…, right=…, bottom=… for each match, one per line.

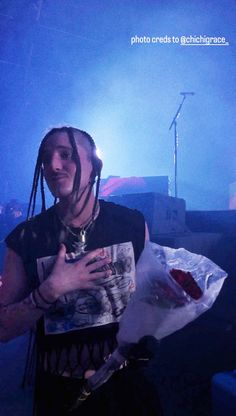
left=57, top=192, right=96, bottom=228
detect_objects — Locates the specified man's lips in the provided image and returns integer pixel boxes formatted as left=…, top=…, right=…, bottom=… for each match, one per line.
left=50, top=174, right=68, bottom=181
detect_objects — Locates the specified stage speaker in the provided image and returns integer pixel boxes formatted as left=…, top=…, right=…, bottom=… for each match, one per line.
left=186, top=210, right=236, bottom=235
left=107, top=192, right=187, bottom=236
left=154, top=232, right=222, bottom=257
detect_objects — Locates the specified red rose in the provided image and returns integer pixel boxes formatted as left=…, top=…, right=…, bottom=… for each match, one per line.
left=170, top=269, right=203, bottom=300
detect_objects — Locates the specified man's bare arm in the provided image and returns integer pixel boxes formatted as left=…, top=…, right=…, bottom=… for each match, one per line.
left=0, top=248, right=44, bottom=342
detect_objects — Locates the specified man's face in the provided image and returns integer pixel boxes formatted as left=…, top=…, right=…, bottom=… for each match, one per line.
left=42, top=131, right=93, bottom=200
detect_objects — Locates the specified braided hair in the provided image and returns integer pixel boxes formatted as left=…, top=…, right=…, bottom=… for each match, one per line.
left=27, top=126, right=102, bottom=221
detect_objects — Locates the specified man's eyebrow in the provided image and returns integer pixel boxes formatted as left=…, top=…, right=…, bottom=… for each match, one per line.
left=42, top=145, right=73, bottom=153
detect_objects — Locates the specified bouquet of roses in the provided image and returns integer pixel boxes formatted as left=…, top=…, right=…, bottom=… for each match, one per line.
left=70, top=242, right=227, bottom=409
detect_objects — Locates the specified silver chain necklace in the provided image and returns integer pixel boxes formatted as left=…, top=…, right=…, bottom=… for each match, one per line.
left=58, top=204, right=100, bottom=255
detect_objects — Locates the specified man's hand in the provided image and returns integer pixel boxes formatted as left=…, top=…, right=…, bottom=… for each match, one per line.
left=43, top=244, right=112, bottom=300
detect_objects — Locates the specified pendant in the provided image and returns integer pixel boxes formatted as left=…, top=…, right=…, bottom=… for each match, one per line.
left=72, top=240, right=87, bottom=256
left=80, top=229, right=87, bottom=244
left=71, top=229, right=87, bottom=256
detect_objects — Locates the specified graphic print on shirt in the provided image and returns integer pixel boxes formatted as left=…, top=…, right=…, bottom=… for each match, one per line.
left=37, top=241, right=135, bottom=334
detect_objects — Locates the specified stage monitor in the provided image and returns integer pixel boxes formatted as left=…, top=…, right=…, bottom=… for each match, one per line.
left=100, top=175, right=169, bottom=197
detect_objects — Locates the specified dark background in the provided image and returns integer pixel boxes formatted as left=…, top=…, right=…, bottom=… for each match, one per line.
left=0, top=0, right=236, bottom=210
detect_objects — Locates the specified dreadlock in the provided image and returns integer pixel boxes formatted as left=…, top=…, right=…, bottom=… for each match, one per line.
left=27, top=126, right=102, bottom=221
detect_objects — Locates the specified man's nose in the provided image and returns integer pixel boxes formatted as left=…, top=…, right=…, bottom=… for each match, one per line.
left=50, top=153, right=63, bottom=171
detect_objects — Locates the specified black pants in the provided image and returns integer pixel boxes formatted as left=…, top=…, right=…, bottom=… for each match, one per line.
left=34, top=363, right=162, bottom=416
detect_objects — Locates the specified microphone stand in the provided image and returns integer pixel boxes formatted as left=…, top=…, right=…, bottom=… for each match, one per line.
left=169, top=94, right=187, bottom=198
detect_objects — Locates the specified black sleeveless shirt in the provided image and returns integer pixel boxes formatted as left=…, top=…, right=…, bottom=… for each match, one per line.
left=6, top=200, right=145, bottom=377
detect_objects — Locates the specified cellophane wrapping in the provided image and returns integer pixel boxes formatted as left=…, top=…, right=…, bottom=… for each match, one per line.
left=86, top=241, right=227, bottom=394
left=117, top=241, right=227, bottom=344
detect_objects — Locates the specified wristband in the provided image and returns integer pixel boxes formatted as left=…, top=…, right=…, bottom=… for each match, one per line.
left=29, top=291, right=47, bottom=311
left=36, top=286, right=55, bottom=305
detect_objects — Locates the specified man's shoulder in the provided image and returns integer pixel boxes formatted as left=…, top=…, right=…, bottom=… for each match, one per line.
left=97, top=200, right=145, bottom=261
left=99, top=199, right=144, bottom=223
left=6, top=206, right=56, bottom=238
left=28, top=205, right=56, bottom=224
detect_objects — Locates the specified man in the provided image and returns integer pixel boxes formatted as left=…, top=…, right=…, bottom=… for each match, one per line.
left=0, top=127, right=162, bottom=415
